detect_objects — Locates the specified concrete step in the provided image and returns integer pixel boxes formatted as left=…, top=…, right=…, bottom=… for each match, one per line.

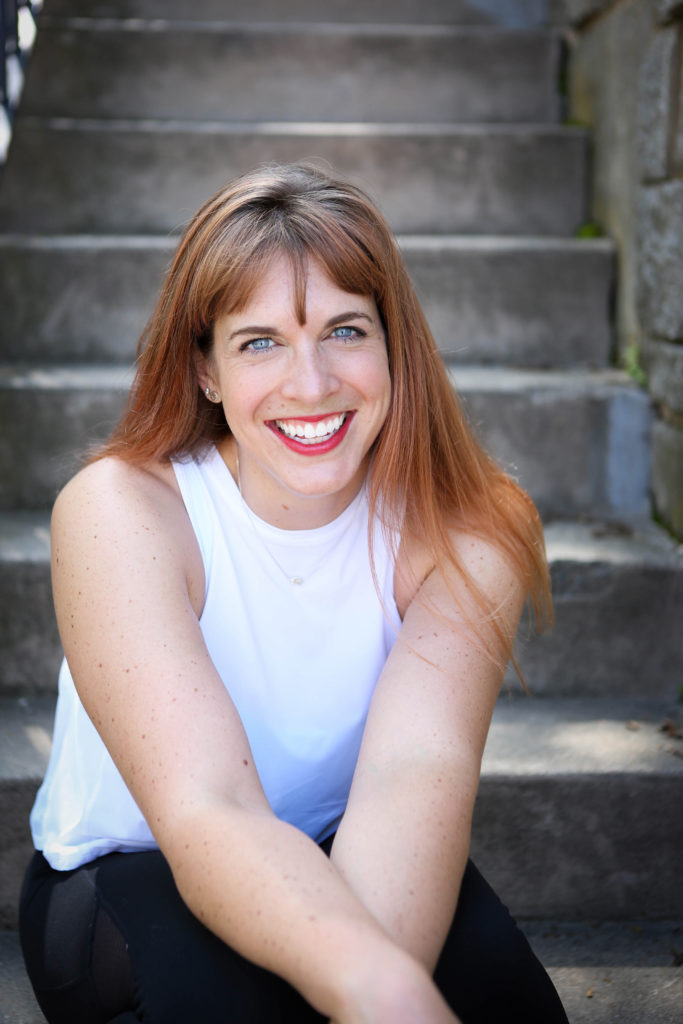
left=41, top=0, right=567, bottom=28
left=22, top=22, right=560, bottom=125
left=0, top=365, right=651, bottom=517
left=452, top=366, right=652, bottom=521
left=513, top=520, right=683, bottom=698
left=0, top=512, right=56, bottom=699
left=0, top=365, right=131, bottom=510
left=524, top=921, right=683, bottom=1023
left=0, top=933, right=45, bottom=1023
left=1, top=694, right=681, bottom=930
left=0, top=234, right=614, bottom=368
left=2, top=925, right=683, bottom=1024
left=0, top=696, right=54, bottom=931
left=473, top=696, right=683, bottom=920
left=0, top=120, right=588, bottom=236
left=2, top=511, right=680, bottom=700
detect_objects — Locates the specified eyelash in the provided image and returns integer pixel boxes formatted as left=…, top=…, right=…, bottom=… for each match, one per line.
left=241, top=337, right=274, bottom=353
left=239, top=325, right=365, bottom=354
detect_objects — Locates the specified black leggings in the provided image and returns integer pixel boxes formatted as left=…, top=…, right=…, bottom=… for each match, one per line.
left=20, top=846, right=568, bottom=1024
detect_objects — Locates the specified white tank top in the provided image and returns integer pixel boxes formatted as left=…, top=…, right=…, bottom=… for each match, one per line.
left=31, top=447, right=401, bottom=870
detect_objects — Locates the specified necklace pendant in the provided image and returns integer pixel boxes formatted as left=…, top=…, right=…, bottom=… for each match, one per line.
left=290, top=576, right=304, bottom=585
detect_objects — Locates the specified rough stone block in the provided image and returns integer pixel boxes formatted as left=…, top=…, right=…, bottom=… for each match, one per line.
left=563, top=0, right=612, bottom=24
left=652, top=417, right=683, bottom=536
left=674, top=32, right=683, bottom=170
left=567, top=0, right=654, bottom=357
left=637, top=180, right=683, bottom=339
left=657, top=0, right=683, bottom=23
left=637, top=26, right=678, bottom=180
left=648, top=339, right=683, bottom=416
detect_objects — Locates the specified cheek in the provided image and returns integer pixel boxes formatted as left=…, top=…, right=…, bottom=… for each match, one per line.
left=369, top=354, right=391, bottom=413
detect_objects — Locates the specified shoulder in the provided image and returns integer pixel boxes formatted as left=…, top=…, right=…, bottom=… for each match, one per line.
left=53, top=456, right=182, bottom=534
left=394, top=526, right=525, bottom=622
left=52, top=456, right=204, bottom=610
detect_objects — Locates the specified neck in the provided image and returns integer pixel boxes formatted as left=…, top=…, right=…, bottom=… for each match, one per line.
left=225, top=439, right=364, bottom=530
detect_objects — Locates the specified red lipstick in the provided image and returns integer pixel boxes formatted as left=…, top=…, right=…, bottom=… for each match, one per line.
left=267, top=412, right=354, bottom=456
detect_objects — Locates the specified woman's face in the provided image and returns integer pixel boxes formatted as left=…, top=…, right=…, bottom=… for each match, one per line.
left=203, top=255, right=391, bottom=528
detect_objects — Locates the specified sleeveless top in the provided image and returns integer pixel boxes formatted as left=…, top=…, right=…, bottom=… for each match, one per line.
left=30, top=447, right=401, bottom=870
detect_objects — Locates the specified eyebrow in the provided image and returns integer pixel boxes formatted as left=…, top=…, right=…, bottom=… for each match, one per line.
left=228, top=310, right=375, bottom=341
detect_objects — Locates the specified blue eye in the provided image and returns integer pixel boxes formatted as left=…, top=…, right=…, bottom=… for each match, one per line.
left=331, top=326, right=362, bottom=339
left=244, top=337, right=274, bottom=352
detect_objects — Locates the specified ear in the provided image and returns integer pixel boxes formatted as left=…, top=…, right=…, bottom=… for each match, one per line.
left=194, top=349, right=219, bottom=400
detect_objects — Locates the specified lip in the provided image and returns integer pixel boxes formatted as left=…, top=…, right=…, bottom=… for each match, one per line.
left=267, top=411, right=354, bottom=456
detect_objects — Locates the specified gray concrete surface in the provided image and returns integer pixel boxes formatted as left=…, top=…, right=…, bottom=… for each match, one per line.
left=0, top=365, right=651, bottom=517
left=452, top=367, right=652, bottom=519
left=0, top=234, right=615, bottom=367
left=2, top=694, right=681, bottom=925
left=0, top=121, right=588, bottom=236
left=41, top=0, right=568, bottom=26
left=3, top=514, right=680, bottom=699
left=528, top=921, right=683, bottom=1023
left=23, top=23, right=560, bottom=124
left=1, top=923, right=682, bottom=1024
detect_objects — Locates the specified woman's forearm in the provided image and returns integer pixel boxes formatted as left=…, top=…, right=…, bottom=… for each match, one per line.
left=329, top=756, right=476, bottom=972
left=164, top=801, right=456, bottom=1021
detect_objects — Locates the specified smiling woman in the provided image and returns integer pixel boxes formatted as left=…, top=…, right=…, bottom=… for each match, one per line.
left=199, top=256, right=390, bottom=527
left=19, top=164, right=568, bottom=1024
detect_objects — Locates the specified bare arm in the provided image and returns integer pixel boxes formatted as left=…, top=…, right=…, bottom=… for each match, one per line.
left=330, top=535, right=527, bottom=970
left=51, top=459, right=458, bottom=1023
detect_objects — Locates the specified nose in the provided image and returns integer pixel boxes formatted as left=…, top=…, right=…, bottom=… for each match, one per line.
left=279, top=341, right=340, bottom=405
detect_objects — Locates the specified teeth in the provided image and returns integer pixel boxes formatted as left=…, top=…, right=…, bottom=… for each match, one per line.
left=275, top=414, right=346, bottom=443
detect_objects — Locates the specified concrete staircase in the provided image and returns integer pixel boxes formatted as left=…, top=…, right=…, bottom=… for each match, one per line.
left=1, top=1, right=682, bottom=1021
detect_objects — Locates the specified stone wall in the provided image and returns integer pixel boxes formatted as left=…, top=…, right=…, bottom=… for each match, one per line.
left=567, top=0, right=683, bottom=537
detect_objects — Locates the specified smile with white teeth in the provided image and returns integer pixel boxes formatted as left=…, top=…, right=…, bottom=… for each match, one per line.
left=275, top=413, right=347, bottom=444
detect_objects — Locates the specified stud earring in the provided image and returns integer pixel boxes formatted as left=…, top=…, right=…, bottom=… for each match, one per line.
left=204, top=387, right=220, bottom=403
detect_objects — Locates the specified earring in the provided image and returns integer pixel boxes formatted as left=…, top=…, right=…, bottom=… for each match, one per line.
left=204, top=387, right=220, bottom=403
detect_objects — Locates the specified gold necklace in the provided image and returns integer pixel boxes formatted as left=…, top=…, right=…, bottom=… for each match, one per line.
left=234, top=448, right=362, bottom=586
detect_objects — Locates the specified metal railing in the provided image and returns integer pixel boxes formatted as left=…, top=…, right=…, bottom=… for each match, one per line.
left=1, top=0, right=41, bottom=160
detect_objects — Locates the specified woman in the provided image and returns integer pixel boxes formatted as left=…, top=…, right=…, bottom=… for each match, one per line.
left=20, top=164, right=567, bottom=1023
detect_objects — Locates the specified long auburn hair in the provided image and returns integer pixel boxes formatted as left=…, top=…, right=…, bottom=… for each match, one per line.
left=98, top=163, right=552, bottom=663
